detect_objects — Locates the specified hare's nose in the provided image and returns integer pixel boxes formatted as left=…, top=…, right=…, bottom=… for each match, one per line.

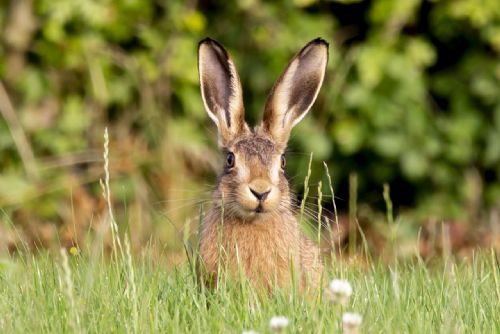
left=249, top=188, right=271, bottom=201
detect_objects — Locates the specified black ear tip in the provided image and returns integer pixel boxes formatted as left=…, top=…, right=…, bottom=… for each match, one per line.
left=310, top=37, right=329, bottom=47
left=198, top=37, right=229, bottom=56
left=199, top=37, right=216, bottom=48
left=297, top=38, right=329, bottom=58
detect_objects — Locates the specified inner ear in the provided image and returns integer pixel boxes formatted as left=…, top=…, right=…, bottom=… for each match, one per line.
left=286, top=50, right=326, bottom=126
left=198, top=38, right=249, bottom=146
left=199, top=41, right=234, bottom=125
left=261, top=38, right=329, bottom=146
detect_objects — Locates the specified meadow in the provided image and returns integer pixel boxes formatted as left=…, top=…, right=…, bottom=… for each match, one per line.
left=1, top=246, right=499, bottom=333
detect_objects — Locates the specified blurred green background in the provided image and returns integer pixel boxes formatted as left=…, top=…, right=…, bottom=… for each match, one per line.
left=1, top=0, right=499, bottom=259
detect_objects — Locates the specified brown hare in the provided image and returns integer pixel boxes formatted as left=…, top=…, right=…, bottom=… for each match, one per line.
left=197, top=37, right=328, bottom=291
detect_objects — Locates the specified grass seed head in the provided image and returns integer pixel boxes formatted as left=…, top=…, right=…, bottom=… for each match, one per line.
left=327, top=279, right=353, bottom=305
left=269, top=316, right=289, bottom=332
left=342, top=312, right=362, bottom=334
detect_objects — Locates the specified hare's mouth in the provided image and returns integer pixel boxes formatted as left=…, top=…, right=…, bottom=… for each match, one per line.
left=234, top=203, right=272, bottom=218
left=255, top=203, right=264, bottom=213
left=248, top=201, right=271, bottom=214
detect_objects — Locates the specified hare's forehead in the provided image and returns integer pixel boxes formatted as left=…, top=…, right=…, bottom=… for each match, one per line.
left=232, top=137, right=279, bottom=162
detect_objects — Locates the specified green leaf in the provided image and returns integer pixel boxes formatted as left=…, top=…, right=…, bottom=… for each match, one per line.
left=332, top=118, right=365, bottom=155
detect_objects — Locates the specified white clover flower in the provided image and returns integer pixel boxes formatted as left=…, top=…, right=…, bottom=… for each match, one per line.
left=269, top=316, right=289, bottom=332
left=327, top=279, right=353, bottom=305
left=342, top=312, right=362, bottom=334
left=242, top=331, right=259, bottom=334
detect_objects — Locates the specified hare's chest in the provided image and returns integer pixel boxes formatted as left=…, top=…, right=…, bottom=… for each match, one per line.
left=221, top=222, right=300, bottom=282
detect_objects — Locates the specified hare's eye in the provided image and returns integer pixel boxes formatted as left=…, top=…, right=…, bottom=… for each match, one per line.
left=226, top=152, right=235, bottom=168
left=280, top=154, right=286, bottom=169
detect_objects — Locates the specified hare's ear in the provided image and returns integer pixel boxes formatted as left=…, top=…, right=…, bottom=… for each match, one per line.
left=261, top=38, right=328, bottom=147
left=198, top=38, right=248, bottom=146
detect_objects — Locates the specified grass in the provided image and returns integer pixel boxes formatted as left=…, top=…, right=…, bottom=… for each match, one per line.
left=0, top=247, right=499, bottom=333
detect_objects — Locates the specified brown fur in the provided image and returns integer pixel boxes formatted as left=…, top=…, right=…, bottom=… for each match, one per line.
left=197, top=38, right=328, bottom=291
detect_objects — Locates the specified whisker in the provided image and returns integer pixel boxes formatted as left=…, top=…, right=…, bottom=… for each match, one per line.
left=154, top=200, right=212, bottom=216
left=152, top=197, right=212, bottom=205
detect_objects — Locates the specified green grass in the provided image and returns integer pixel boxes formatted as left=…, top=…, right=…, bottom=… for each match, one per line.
left=1, top=247, right=499, bottom=333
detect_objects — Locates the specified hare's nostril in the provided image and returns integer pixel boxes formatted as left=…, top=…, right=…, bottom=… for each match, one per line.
left=249, top=188, right=271, bottom=201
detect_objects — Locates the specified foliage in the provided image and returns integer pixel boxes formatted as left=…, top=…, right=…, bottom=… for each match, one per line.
left=0, top=0, right=499, bottom=251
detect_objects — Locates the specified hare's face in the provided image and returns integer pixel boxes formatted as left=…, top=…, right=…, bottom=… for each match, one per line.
left=218, top=135, right=287, bottom=218
left=198, top=38, right=328, bottom=220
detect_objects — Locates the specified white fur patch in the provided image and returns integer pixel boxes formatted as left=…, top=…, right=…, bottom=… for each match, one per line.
left=270, top=155, right=281, bottom=183
left=237, top=156, right=250, bottom=181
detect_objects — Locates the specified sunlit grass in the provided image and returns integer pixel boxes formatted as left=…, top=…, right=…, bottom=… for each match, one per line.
left=0, top=248, right=499, bottom=333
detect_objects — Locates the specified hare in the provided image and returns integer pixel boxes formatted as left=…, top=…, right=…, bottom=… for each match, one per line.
left=197, top=37, right=328, bottom=291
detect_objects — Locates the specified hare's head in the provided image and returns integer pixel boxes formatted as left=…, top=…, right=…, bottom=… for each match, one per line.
left=198, top=38, right=328, bottom=220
